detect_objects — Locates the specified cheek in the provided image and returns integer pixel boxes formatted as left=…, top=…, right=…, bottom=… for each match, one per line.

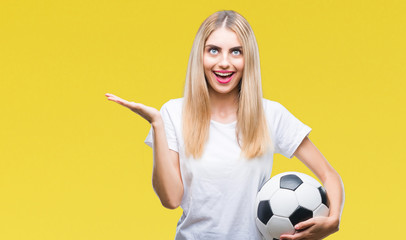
left=203, top=59, right=216, bottom=70
left=240, top=58, right=245, bottom=68
left=203, top=53, right=214, bottom=65
left=231, top=58, right=244, bottom=72
left=237, top=61, right=244, bottom=73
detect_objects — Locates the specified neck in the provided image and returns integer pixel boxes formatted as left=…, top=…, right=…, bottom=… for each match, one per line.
left=208, top=89, right=239, bottom=118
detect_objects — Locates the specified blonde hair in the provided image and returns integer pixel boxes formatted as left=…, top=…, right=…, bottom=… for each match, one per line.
left=182, top=10, right=274, bottom=159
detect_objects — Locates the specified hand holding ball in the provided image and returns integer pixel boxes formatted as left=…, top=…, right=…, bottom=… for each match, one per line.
left=255, top=172, right=329, bottom=240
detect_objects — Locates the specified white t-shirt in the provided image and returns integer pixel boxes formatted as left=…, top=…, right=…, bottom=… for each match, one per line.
left=144, top=98, right=312, bottom=240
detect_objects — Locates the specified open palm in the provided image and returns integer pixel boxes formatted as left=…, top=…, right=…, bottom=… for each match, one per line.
left=105, top=93, right=160, bottom=124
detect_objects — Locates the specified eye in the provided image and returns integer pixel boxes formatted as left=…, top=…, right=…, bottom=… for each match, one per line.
left=232, top=49, right=242, bottom=55
left=209, top=48, right=218, bottom=54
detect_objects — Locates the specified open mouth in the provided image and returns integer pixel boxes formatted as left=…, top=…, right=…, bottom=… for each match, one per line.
left=213, top=71, right=235, bottom=84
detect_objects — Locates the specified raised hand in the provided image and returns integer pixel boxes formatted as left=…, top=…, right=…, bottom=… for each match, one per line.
left=105, top=93, right=161, bottom=124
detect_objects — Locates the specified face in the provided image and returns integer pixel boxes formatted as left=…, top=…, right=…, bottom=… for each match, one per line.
left=203, top=27, right=244, bottom=96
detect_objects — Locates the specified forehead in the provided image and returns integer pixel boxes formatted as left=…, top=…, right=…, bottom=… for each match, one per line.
left=205, top=27, right=242, bottom=47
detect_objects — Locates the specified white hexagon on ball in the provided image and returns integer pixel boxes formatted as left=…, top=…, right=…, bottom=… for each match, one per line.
left=314, top=204, right=329, bottom=217
left=255, top=218, right=272, bottom=240
left=268, top=215, right=295, bottom=239
left=295, top=182, right=322, bottom=211
left=270, top=189, right=298, bottom=217
left=257, top=176, right=281, bottom=201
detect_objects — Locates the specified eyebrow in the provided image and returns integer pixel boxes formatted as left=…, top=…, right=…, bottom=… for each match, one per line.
left=205, top=44, right=242, bottom=50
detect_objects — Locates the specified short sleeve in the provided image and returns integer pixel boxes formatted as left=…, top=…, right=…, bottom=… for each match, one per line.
left=273, top=103, right=312, bottom=159
left=144, top=100, right=179, bottom=153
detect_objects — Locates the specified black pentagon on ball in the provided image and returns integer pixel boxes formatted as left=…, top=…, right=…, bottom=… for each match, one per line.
left=280, top=174, right=303, bottom=191
left=289, top=206, right=313, bottom=226
left=318, top=186, right=328, bottom=207
left=257, top=200, right=273, bottom=225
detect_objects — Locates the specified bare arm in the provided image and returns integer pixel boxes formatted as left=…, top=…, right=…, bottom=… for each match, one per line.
left=281, top=136, right=345, bottom=240
left=150, top=118, right=184, bottom=209
left=105, top=93, right=183, bottom=209
left=295, top=136, right=344, bottom=222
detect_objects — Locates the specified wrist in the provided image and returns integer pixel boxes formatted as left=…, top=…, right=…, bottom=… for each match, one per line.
left=328, top=215, right=340, bottom=232
left=151, top=116, right=164, bottom=128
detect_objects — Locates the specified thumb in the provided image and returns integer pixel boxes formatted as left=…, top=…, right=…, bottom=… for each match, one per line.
left=295, top=218, right=315, bottom=231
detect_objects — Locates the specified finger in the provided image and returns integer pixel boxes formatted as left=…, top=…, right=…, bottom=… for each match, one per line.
left=279, top=234, right=294, bottom=240
left=295, top=218, right=315, bottom=231
left=281, top=231, right=306, bottom=240
left=105, top=93, right=123, bottom=101
left=106, top=97, right=123, bottom=104
left=105, top=93, right=117, bottom=99
left=105, top=94, right=147, bottom=117
left=105, top=94, right=128, bottom=105
left=105, top=93, right=118, bottom=101
left=115, top=99, right=142, bottom=112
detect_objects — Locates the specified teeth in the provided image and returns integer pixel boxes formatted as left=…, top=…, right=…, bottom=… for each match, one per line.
left=214, top=72, right=233, bottom=77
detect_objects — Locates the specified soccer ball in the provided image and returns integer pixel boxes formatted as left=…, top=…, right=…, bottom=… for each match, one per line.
left=256, top=172, right=329, bottom=240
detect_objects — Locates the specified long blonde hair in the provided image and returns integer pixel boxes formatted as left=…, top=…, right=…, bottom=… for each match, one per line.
left=182, top=10, right=273, bottom=159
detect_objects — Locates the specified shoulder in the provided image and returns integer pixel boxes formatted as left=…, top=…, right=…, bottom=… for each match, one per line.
left=161, top=97, right=184, bottom=109
left=262, top=98, right=286, bottom=115
left=160, top=98, right=184, bottom=118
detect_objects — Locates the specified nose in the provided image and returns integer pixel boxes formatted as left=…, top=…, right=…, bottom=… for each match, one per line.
left=218, top=52, right=230, bottom=68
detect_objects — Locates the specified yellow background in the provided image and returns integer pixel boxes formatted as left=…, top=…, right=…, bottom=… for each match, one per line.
left=1, top=0, right=405, bottom=239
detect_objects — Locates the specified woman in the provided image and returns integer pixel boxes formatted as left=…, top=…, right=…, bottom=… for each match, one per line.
left=105, top=10, right=344, bottom=240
